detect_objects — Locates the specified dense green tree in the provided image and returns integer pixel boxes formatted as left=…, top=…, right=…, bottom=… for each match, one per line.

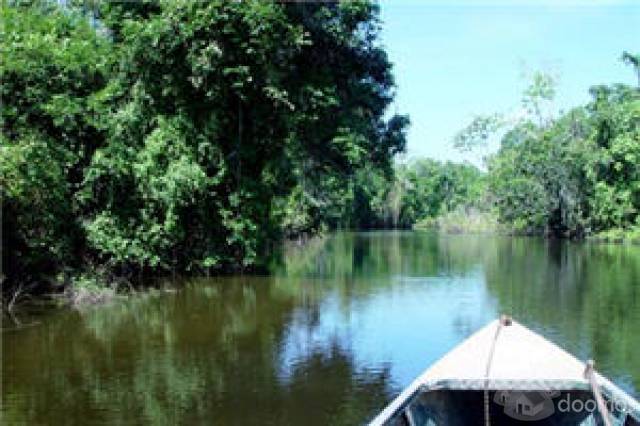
left=394, top=159, right=485, bottom=228
left=81, top=0, right=307, bottom=274
left=483, top=59, right=640, bottom=236
left=1, top=3, right=112, bottom=299
left=487, top=110, right=592, bottom=235
left=275, top=2, right=409, bottom=236
left=586, top=84, right=640, bottom=231
left=1, top=0, right=408, bottom=301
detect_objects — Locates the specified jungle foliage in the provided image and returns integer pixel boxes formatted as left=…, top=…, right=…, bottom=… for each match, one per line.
left=1, top=0, right=408, bottom=299
left=392, top=159, right=486, bottom=229
left=2, top=0, right=638, bottom=303
left=455, top=60, right=640, bottom=237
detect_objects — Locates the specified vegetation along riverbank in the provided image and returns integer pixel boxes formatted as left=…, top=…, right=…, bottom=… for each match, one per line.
left=1, top=0, right=639, bottom=308
left=409, top=58, right=640, bottom=241
left=1, top=1, right=409, bottom=306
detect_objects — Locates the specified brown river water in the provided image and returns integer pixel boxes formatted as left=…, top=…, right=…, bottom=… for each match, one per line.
left=2, top=231, right=639, bottom=425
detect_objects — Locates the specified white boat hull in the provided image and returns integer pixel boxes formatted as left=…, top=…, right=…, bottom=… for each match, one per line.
left=370, top=319, right=640, bottom=425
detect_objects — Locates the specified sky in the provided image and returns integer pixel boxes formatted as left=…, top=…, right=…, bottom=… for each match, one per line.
left=379, top=0, right=639, bottom=164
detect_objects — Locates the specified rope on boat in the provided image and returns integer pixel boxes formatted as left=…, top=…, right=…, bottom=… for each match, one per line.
left=585, top=360, right=613, bottom=426
left=484, top=315, right=511, bottom=426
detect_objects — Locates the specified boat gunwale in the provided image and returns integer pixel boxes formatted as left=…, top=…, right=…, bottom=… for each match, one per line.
left=368, top=319, right=640, bottom=425
left=370, top=379, right=640, bottom=425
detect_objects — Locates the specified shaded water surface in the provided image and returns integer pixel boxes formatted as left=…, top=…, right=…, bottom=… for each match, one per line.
left=3, top=232, right=640, bottom=424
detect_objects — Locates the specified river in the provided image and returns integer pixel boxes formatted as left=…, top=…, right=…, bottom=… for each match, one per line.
left=2, top=231, right=639, bottom=425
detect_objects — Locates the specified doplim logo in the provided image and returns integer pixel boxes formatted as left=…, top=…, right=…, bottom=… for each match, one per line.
left=494, top=390, right=560, bottom=421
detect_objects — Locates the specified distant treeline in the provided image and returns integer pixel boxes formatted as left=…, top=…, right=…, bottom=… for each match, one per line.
left=451, top=61, right=640, bottom=238
left=1, top=0, right=409, bottom=300
left=329, top=54, right=640, bottom=239
left=398, top=59, right=640, bottom=239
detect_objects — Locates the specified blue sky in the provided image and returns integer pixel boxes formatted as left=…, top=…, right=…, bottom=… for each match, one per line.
left=379, top=0, right=639, bottom=164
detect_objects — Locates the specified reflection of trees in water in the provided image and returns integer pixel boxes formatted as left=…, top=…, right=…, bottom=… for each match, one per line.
left=3, top=276, right=392, bottom=425
left=6, top=233, right=638, bottom=423
left=277, top=232, right=640, bottom=400
left=482, top=239, right=640, bottom=395
left=278, top=231, right=506, bottom=346
left=279, top=232, right=640, bottom=397
left=278, top=231, right=492, bottom=280
left=269, top=342, right=391, bottom=426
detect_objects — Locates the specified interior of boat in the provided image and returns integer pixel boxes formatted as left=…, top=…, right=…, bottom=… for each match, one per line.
left=387, top=390, right=640, bottom=426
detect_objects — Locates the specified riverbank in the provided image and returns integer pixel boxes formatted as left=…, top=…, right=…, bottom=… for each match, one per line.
left=3, top=233, right=330, bottom=312
left=414, top=209, right=640, bottom=246
left=7, top=222, right=640, bottom=312
left=413, top=208, right=503, bottom=234
left=587, top=227, right=640, bottom=244
left=2, top=272, right=123, bottom=315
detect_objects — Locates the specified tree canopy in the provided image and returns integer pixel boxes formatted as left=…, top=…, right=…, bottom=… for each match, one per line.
left=456, top=63, right=640, bottom=237
left=1, top=0, right=408, bottom=299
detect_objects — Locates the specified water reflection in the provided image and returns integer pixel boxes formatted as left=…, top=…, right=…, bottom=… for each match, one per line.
left=482, top=239, right=640, bottom=394
left=3, top=232, right=639, bottom=424
left=3, top=277, right=393, bottom=425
